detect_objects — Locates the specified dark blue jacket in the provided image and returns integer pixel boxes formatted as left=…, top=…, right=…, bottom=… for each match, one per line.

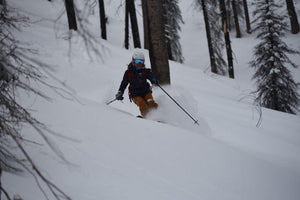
left=118, top=63, right=156, bottom=98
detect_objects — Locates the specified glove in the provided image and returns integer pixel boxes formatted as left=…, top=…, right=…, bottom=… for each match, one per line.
left=115, top=91, right=124, bottom=100
left=151, top=78, right=159, bottom=85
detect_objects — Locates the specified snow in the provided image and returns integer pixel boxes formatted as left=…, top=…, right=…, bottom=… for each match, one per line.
left=3, top=0, right=300, bottom=200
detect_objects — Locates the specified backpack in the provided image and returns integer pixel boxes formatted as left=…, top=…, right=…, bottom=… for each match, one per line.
left=126, top=63, right=151, bottom=99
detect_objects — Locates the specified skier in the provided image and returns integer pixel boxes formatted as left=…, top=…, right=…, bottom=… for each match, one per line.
left=115, top=51, right=158, bottom=117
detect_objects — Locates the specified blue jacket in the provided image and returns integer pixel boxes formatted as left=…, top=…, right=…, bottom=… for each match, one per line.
left=118, top=63, right=156, bottom=98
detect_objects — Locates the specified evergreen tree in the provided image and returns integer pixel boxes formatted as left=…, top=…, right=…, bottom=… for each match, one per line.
left=250, top=0, right=300, bottom=114
left=199, top=0, right=217, bottom=73
left=163, top=0, right=184, bottom=63
left=146, top=0, right=170, bottom=84
left=231, top=0, right=242, bottom=37
left=242, top=0, right=251, bottom=33
left=128, top=0, right=141, bottom=48
left=208, top=0, right=227, bottom=75
left=285, top=0, right=299, bottom=34
left=220, top=0, right=235, bottom=78
left=124, top=0, right=130, bottom=49
left=65, top=0, right=77, bottom=30
left=98, top=0, right=107, bottom=39
left=141, top=0, right=150, bottom=49
left=195, top=0, right=227, bottom=75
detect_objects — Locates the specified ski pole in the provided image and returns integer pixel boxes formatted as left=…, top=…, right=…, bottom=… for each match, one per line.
left=157, top=83, right=199, bottom=125
left=106, top=98, right=117, bottom=105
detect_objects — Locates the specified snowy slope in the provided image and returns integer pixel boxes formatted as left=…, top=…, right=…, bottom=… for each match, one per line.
left=3, top=0, right=300, bottom=200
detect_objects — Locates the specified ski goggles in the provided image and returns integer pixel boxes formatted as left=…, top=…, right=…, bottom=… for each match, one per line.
left=134, top=59, right=144, bottom=64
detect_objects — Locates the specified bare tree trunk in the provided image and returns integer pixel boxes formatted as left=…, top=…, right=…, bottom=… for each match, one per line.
left=0, top=0, right=6, bottom=9
left=285, top=0, right=299, bottom=34
left=128, top=0, right=141, bottom=48
left=65, top=0, right=77, bottom=31
left=220, top=0, right=234, bottom=79
left=0, top=167, right=2, bottom=200
left=146, top=0, right=170, bottom=84
left=142, top=0, right=150, bottom=49
left=125, top=1, right=130, bottom=49
left=242, top=0, right=251, bottom=33
left=98, top=0, right=107, bottom=39
left=226, top=0, right=232, bottom=31
left=201, top=0, right=217, bottom=73
left=231, top=0, right=241, bottom=38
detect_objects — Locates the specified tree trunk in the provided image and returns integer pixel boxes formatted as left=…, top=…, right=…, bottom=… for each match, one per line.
left=231, top=0, right=241, bottom=38
left=285, top=0, right=300, bottom=34
left=0, top=0, right=6, bottom=10
left=220, top=0, right=234, bottom=79
left=128, top=0, right=141, bottom=48
left=0, top=167, right=2, bottom=200
left=142, top=0, right=150, bottom=49
left=146, top=0, right=170, bottom=84
left=65, top=0, right=77, bottom=31
left=226, top=0, right=232, bottom=31
left=125, top=1, right=130, bottom=49
left=242, top=0, right=251, bottom=33
left=201, top=0, right=217, bottom=73
left=98, top=0, right=107, bottom=39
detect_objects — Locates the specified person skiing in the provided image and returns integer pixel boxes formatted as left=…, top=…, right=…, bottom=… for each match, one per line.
left=115, top=51, right=158, bottom=117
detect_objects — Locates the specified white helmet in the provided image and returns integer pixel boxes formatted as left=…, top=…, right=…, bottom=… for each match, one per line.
left=132, top=51, right=145, bottom=60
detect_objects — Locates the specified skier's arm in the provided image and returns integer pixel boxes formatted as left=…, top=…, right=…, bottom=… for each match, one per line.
left=146, top=70, right=158, bottom=85
left=118, top=70, right=129, bottom=93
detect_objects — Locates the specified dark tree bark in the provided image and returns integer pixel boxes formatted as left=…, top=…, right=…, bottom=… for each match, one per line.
left=0, top=0, right=6, bottom=7
left=231, top=0, right=241, bottom=38
left=0, top=167, right=2, bottom=200
left=226, top=0, right=232, bottom=31
left=285, top=0, right=299, bottom=34
left=146, top=0, right=170, bottom=84
left=242, top=0, right=251, bottom=33
left=201, top=0, right=217, bottom=73
left=98, top=0, right=107, bottom=39
left=142, top=0, right=150, bottom=49
left=220, top=0, right=234, bottom=79
left=65, top=0, right=77, bottom=31
left=124, top=1, right=130, bottom=49
left=127, top=0, right=141, bottom=48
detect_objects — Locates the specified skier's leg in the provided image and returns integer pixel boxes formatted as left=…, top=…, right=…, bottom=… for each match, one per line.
left=132, top=96, right=149, bottom=117
left=144, top=93, right=158, bottom=109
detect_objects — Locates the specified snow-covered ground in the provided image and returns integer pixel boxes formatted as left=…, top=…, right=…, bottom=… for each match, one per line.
left=3, top=0, right=300, bottom=200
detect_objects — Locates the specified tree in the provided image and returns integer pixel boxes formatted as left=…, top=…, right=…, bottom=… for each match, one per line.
left=127, top=0, right=141, bottom=48
left=220, top=0, right=235, bottom=78
left=163, top=0, right=184, bottom=63
left=0, top=4, right=73, bottom=200
left=0, top=0, right=5, bottom=6
left=124, top=0, right=130, bottom=49
left=199, top=0, right=217, bottom=73
left=250, top=0, right=300, bottom=113
left=285, top=0, right=299, bottom=34
left=195, top=0, right=227, bottom=75
left=146, top=0, right=170, bottom=84
left=209, top=0, right=227, bottom=75
left=141, top=0, right=150, bottom=49
left=98, top=0, right=107, bottom=39
left=242, top=0, right=251, bottom=33
left=231, top=0, right=242, bottom=38
left=65, top=0, right=77, bottom=30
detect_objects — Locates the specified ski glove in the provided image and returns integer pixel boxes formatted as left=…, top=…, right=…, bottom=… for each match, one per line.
left=115, top=91, right=124, bottom=100
left=151, top=78, right=159, bottom=85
